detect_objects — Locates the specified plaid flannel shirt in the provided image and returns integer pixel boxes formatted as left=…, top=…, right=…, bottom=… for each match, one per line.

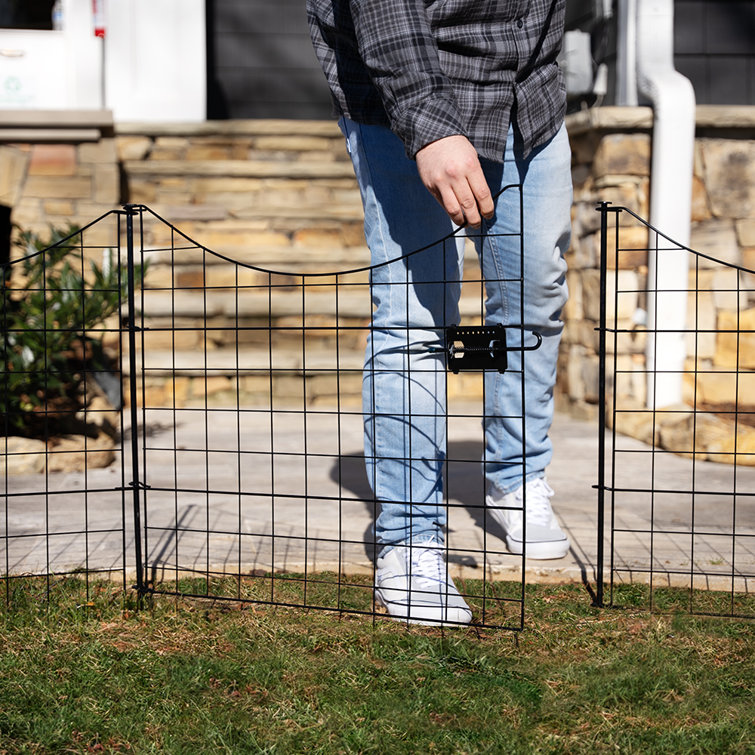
left=307, top=0, right=567, bottom=162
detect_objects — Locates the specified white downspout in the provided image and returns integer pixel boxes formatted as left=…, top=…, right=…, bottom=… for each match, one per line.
left=636, top=0, right=696, bottom=409
left=616, top=0, right=638, bottom=107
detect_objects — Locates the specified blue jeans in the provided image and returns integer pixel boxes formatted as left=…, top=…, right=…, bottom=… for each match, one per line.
left=340, top=118, right=572, bottom=551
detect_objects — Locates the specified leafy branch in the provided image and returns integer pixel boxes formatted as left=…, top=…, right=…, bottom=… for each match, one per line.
left=1, top=224, right=146, bottom=438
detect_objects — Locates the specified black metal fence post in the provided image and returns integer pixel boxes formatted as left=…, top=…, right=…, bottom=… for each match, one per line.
left=123, top=204, right=145, bottom=595
left=595, top=201, right=609, bottom=608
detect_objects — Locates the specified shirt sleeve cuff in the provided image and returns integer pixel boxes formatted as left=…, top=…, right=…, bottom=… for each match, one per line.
left=392, top=97, right=468, bottom=159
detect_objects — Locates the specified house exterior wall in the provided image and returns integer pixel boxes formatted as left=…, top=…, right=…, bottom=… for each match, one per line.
left=673, top=0, right=755, bottom=106
left=0, top=0, right=206, bottom=120
left=206, top=0, right=332, bottom=120
left=207, top=0, right=755, bottom=121
left=104, top=0, right=206, bottom=122
left=564, top=0, right=755, bottom=110
left=562, top=105, right=755, bottom=460
left=2, top=1, right=752, bottom=121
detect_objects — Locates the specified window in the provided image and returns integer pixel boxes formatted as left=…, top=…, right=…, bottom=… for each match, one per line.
left=0, top=0, right=55, bottom=30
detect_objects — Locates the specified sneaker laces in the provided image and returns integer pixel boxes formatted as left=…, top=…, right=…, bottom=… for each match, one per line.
left=409, top=542, right=447, bottom=591
left=518, top=479, right=554, bottom=527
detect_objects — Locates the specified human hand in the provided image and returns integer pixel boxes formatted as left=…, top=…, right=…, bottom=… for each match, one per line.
left=415, top=135, right=495, bottom=227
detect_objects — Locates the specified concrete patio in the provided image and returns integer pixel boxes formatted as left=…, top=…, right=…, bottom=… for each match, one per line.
left=3, top=405, right=754, bottom=597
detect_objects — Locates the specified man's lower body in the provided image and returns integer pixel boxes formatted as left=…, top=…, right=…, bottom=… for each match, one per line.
left=340, top=117, right=572, bottom=624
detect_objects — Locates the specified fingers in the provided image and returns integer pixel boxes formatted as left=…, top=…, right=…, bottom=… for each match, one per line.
left=415, top=135, right=495, bottom=227
left=437, top=185, right=469, bottom=226
left=467, top=170, right=495, bottom=222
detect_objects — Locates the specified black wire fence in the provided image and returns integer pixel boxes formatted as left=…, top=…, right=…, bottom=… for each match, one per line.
left=2, top=201, right=753, bottom=625
left=2, top=211, right=132, bottom=607
left=2, top=198, right=532, bottom=629
left=596, top=203, right=755, bottom=618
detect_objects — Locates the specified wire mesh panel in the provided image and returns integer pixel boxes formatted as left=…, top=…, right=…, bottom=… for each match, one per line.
left=129, top=199, right=531, bottom=629
left=1, top=212, right=132, bottom=606
left=597, top=204, right=755, bottom=618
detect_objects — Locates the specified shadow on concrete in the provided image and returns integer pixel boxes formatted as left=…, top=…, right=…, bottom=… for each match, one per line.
left=330, top=439, right=513, bottom=566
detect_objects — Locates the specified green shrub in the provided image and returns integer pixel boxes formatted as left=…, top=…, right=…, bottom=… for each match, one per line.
left=0, top=224, right=145, bottom=438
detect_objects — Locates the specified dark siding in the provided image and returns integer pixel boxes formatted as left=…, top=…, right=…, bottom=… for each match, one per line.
left=208, top=0, right=755, bottom=119
left=207, top=0, right=333, bottom=120
left=0, top=0, right=54, bottom=29
left=674, top=0, right=755, bottom=105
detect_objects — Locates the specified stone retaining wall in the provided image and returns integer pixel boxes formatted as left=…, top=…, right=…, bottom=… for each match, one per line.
left=0, top=110, right=117, bottom=249
left=563, top=106, right=755, bottom=464
left=562, top=106, right=755, bottom=424
left=115, top=120, right=367, bottom=273
left=2, top=108, right=755, bottom=462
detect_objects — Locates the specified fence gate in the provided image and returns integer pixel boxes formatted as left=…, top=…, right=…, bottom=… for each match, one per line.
left=125, top=200, right=532, bottom=629
left=2, top=201, right=537, bottom=627
left=596, top=203, right=755, bottom=618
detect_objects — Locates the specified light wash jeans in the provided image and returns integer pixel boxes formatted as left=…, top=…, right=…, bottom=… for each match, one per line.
left=339, top=117, right=572, bottom=552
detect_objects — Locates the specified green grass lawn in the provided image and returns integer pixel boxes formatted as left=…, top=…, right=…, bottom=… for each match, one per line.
left=0, top=578, right=753, bottom=754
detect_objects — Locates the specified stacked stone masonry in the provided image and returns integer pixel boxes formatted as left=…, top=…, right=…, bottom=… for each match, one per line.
left=0, top=112, right=118, bottom=253
left=113, top=120, right=487, bottom=409
left=2, top=107, right=754, bottom=462
left=565, top=106, right=755, bottom=464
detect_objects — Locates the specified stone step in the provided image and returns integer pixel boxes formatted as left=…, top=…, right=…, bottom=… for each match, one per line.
left=118, top=121, right=347, bottom=162
left=138, top=283, right=488, bottom=322
left=118, top=119, right=344, bottom=137
left=141, top=244, right=373, bottom=274
left=122, top=343, right=486, bottom=409
left=125, top=346, right=364, bottom=376
left=124, top=159, right=356, bottom=180
left=117, top=119, right=350, bottom=166
left=124, top=157, right=365, bottom=239
left=145, top=201, right=364, bottom=224
left=118, top=125, right=487, bottom=300
left=140, top=288, right=372, bottom=320
left=137, top=239, right=481, bottom=282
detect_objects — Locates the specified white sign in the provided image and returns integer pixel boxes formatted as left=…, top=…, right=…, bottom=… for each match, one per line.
left=0, top=73, right=36, bottom=106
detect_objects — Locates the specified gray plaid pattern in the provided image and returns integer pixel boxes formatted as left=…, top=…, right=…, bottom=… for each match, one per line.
left=307, top=0, right=567, bottom=161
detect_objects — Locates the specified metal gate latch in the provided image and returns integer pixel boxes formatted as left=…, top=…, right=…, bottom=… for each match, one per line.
left=444, top=324, right=542, bottom=374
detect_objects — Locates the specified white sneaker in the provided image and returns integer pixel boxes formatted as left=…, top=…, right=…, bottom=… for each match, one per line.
left=486, top=478, right=570, bottom=560
left=375, top=540, right=472, bottom=626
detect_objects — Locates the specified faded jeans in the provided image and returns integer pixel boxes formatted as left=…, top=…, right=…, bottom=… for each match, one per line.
left=339, top=117, right=572, bottom=551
